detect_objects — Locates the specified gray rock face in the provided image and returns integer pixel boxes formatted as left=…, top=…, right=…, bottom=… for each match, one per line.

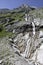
left=0, top=28, right=43, bottom=65
left=9, top=24, right=43, bottom=65
left=0, top=15, right=43, bottom=65
left=0, top=37, right=34, bottom=65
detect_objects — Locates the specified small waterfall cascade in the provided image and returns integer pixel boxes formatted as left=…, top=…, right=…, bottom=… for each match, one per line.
left=21, top=39, right=31, bottom=58
left=21, top=22, right=36, bottom=58
left=21, top=33, right=31, bottom=58
left=21, top=21, right=36, bottom=58
left=32, top=22, right=35, bottom=36
left=24, top=39, right=31, bottom=58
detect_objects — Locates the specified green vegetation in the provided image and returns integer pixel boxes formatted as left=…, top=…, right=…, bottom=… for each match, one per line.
left=0, top=24, right=13, bottom=37
left=29, top=8, right=43, bottom=19
left=0, top=11, right=25, bottom=21
left=0, top=9, right=25, bottom=38
left=0, top=7, right=43, bottom=38
left=0, top=30, right=13, bottom=37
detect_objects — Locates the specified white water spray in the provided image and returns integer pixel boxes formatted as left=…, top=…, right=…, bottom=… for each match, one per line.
left=21, top=22, right=35, bottom=58
left=32, top=22, right=35, bottom=36
left=21, top=33, right=31, bottom=58
left=21, top=39, right=30, bottom=57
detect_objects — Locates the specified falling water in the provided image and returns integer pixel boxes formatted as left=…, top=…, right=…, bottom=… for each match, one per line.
left=21, top=33, right=31, bottom=58
left=21, top=39, right=30, bottom=58
left=21, top=22, right=35, bottom=58
left=32, top=22, right=35, bottom=36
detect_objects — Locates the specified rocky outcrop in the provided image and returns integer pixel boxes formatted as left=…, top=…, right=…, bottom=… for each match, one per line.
left=8, top=19, right=43, bottom=65
left=0, top=6, right=43, bottom=65
left=0, top=19, right=43, bottom=65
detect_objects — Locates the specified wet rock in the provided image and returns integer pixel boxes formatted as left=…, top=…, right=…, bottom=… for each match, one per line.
left=34, top=18, right=40, bottom=26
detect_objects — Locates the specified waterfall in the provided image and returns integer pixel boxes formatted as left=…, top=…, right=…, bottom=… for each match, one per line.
left=21, top=22, right=35, bottom=58
left=21, top=33, right=31, bottom=58
left=32, top=22, right=35, bottom=36
left=21, top=39, right=30, bottom=58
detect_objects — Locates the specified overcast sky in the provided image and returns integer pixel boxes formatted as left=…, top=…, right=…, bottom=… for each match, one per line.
left=0, top=0, right=43, bottom=9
